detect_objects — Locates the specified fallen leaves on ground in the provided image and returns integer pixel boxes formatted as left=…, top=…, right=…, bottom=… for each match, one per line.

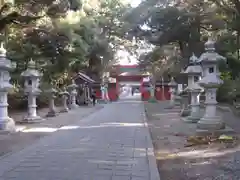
left=185, top=135, right=236, bottom=147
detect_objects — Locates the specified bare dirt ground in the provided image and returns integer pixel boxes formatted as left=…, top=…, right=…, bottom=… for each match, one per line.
left=0, top=105, right=103, bottom=158
left=145, top=102, right=240, bottom=180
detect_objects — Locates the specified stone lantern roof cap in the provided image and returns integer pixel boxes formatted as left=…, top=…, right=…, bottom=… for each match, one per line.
left=184, top=65, right=202, bottom=75
left=21, top=59, right=42, bottom=78
left=45, top=87, right=57, bottom=93
left=68, top=79, right=78, bottom=89
left=198, top=73, right=223, bottom=88
left=198, top=52, right=226, bottom=64
left=60, top=87, right=69, bottom=95
left=0, top=43, right=6, bottom=57
left=168, top=77, right=177, bottom=87
left=189, top=53, right=198, bottom=65
left=181, top=53, right=202, bottom=75
left=0, top=44, right=15, bottom=70
left=197, top=38, right=226, bottom=64
left=205, top=38, right=216, bottom=52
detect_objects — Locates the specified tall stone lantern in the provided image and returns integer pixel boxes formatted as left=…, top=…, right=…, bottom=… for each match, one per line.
left=148, top=75, right=158, bottom=103
left=21, top=59, right=43, bottom=123
left=67, top=80, right=79, bottom=109
left=197, top=38, right=226, bottom=130
left=0, top=44, right=16, bottom=132
left=60, top=87, right=69, bottom=113
left=182, top=53, right=203, bottom=121
left=167, top=77, right=178, bottom=108
left=45, top=87, right=58, bottom=117
left=100, top=84, right=108, bottom=103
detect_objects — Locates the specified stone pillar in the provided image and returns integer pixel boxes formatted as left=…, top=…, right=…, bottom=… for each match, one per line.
left=46, top=88, right=58, bottom=117
left=150, top=85, right=154, bottom=98
left=197, top=84, right=223, bottom=129
left=105, top=84, right=109, bottom=101
left=101, top=85, right=105, bottom=100
left=148, top=84, right=158, bottom=103
left=87, top=86, right=91, bottom=103
left=184, top=83, right=203, bottom=123
left=0, top=44, right=16, bottom=132
left=166, top=77, right=177, bottom=108
left=98, top=85, right=107, bottom=104
left=174, top=89, right=182, bottom=107
left=180, top=93, right=189, bottom=116
left=197, top=38, right=227, bottom=131
left=78, top=85, right=85, bottom=104
left=67, top=80, right=79, bottom=109
left=60, top=88, right=69, bottom=113
left=161, top=77, right=166, bottom=100
left=21, top=59, right=43, bottom=123
left=169, top=87, right=175, bottom=107
left=83, top=84, right=87, bottom=104
left=71, top=88, right=78, bottom=107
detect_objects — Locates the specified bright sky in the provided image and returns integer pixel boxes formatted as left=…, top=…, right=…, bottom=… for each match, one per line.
left=116, top=0, right=142, bottom=65
left=116, top=49, right=138, bottom=65
left=130, top=0, right=142, bottom=7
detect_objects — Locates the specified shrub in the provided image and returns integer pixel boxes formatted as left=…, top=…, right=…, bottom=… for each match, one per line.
left=217, top=80, right=234, bottom=103
left=217, top=78, right=240, bottom=104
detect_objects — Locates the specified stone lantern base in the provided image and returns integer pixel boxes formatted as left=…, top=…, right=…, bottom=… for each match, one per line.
left=182, top=113, right=201, bottom=123
left=180, top=94, right=190, bottom=117
left=70, top=104, right=79, bottom=109
left=196, top=116, right=234, bottom=135
left=0, top=117, right=16, bottom=133
left=175, top=95, right=182, bottom=106
left=197, top=116, right=225, bottom=130
left=186, top=114, right=201, bottom=123
left=148, top=97, right=158, bottom=103
left=180, top=107, right=191, bottom=117
left=182, top=104, right=201, bottom=123
left=19, top=115, right=44, bottom=124
left=97, top=99, right=108, bottom=104
left=46, top=109, right=58, bottom=117
left=165, top=99, right=182, bottom=109
left=60, top=107, right=69, bottom=113
left=165, top=103, right=175, bottom=109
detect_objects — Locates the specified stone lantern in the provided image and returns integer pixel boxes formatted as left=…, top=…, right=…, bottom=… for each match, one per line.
left=45, top=87, right=58, bottom=117
left=197, top=38, right=226, bottom=130
left=0, top=44, right=16, bottom=132
left=100, top=84, right=108, bottom=103
left=182, top=53, right=203, bottom=121
left=59, top=87, right=69, bottom=113
left=167, top=77, right=178, bottom=108
left=67, top=79, right=79, bottom=109
left=21, top=59, right=43, bottom=123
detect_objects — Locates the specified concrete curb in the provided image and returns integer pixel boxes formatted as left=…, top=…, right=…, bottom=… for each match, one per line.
left=142, top=105, right=161, bottom=180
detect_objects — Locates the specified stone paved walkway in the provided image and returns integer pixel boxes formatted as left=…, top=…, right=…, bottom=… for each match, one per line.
left=0, top=105, right=103, bottom=159
left=0, top=101, right=159, bottom=180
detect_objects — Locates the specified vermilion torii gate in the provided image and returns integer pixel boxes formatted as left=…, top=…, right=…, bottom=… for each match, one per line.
left=108, top=64, right=171, bottom=101
left=109, top=64, right=150, bottom=101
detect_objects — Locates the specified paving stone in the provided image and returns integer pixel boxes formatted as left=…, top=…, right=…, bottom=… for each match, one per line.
left=111, top=176, right=131, bottom=180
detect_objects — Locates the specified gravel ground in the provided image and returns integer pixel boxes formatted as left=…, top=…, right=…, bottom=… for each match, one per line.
left=145, top=101, right=240, bottom=180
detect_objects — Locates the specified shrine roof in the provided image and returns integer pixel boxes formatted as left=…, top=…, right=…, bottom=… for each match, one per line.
left=73, top=72, right=95, bottom=83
